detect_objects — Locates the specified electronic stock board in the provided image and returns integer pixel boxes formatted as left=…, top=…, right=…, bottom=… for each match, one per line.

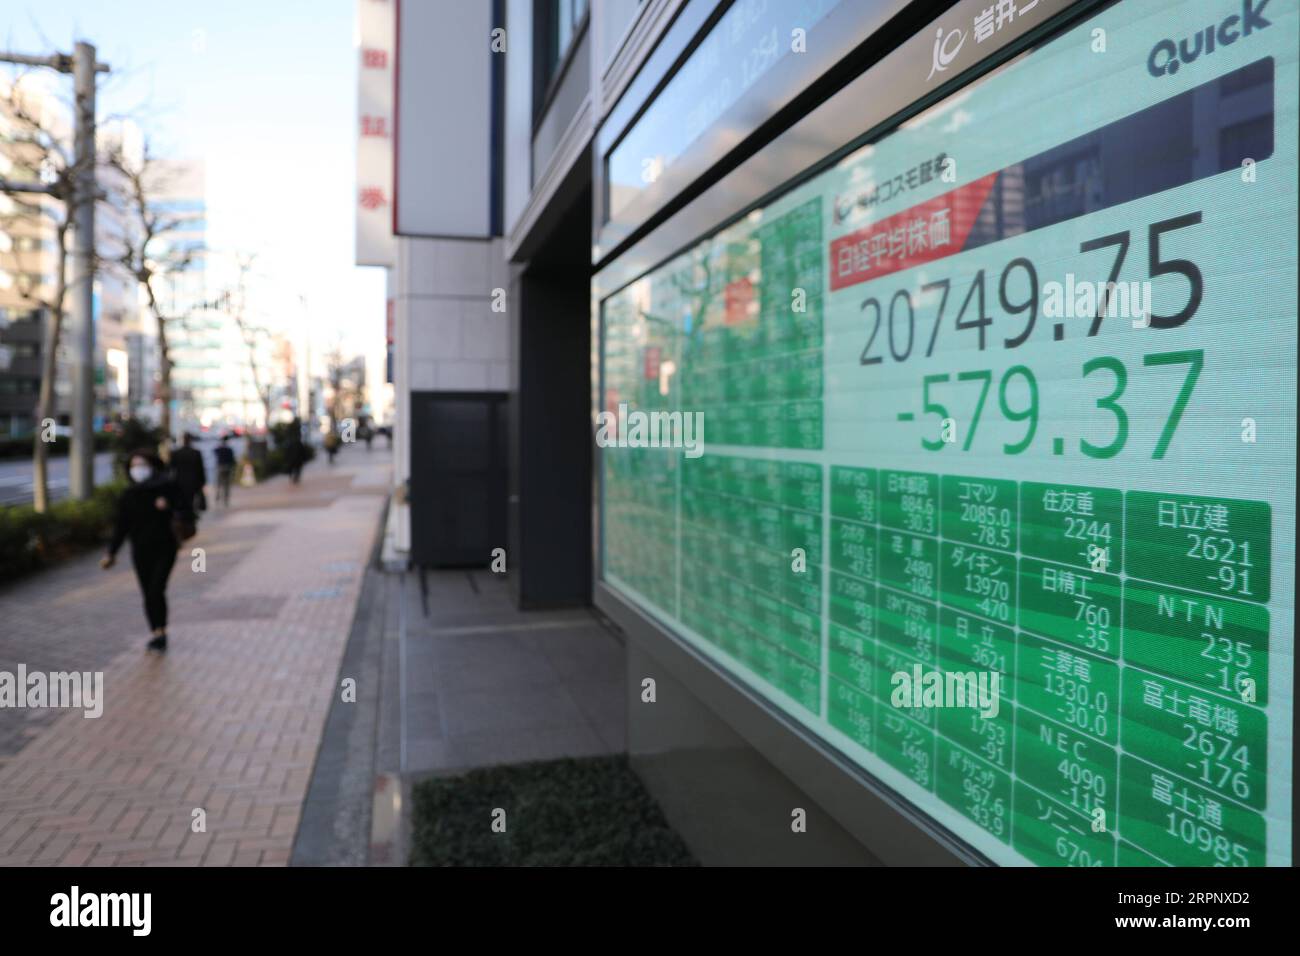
left=599, top=0, right=1298, bottom=865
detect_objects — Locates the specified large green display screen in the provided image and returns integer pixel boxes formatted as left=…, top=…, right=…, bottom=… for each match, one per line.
left=598, top=0, right=1297, bottom=866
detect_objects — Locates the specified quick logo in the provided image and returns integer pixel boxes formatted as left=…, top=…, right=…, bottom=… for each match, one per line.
left=1147, top=0, right=1272, bottom=77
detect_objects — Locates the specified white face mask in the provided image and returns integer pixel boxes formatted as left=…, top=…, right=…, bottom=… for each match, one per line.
left=129, top=464, right=153, bottom=483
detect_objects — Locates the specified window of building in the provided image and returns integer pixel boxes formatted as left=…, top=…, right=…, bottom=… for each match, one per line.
left=0, top=376, right=38, bottom=395
left=0, top=342, right=40, bottom=359
left=534, top=0, right=589, bottom=120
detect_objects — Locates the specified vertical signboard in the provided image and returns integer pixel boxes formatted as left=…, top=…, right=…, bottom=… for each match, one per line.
left=393, top=0, right=494, bottom=239
left=599, top=0, right=1298, bottom=866
left=356, top=0, right=396, bottom=266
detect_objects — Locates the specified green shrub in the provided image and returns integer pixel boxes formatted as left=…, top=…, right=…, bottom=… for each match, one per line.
left=253, top=426, right=315, bottom=481
left=0, top=481, right=125, bottom=582
left=254, top=449, right=287, bottom=482
left=269, top=421, right=296, bottom=450
left=409, top=755, right=697, bottom=867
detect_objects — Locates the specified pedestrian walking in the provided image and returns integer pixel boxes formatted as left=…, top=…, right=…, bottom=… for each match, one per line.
left=214, top=435, right=237, bottom=506
left=324, top=430, right=341, bottom=464
left=170, top=432, right=208, bottom=516
left=100, top=450, right=195, bottom=652
left=285, top=419, right=306, bottom=485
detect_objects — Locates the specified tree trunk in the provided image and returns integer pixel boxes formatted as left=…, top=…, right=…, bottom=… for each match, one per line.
left=31, top=233, right=69, bottom=514
left=31, top=305, right=61, bottom=513
left=146, top=280, right=173, bottom=457
left=158, top=338, right=172, bottom=461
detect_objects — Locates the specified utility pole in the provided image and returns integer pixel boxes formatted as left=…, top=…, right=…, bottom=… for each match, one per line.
left=68, top=42, right=99, bottom=498
left=0, top=43, right=109, bottom=500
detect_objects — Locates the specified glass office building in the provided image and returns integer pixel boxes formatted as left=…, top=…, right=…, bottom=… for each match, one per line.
left=390, top=0, right=1297, bottom=865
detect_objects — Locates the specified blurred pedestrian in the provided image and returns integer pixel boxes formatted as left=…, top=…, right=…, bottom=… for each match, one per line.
left=214, top=435, right=236, bottom=506
left=285, top=419, right=306, bottom=484
left=100, top=450, right=194, bottom=652
left=324, top=429, right=341, bottom=464
left=170, top=432, right=208, bottom=516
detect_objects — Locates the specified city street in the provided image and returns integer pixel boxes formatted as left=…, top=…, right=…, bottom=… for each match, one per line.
left=0, top=451, right=117, bottom=507
left=0, top=437, right=239, bottom=506
left=0, top=443, right=388, bottom=865
left=0, top=0, right=1296, bottom=908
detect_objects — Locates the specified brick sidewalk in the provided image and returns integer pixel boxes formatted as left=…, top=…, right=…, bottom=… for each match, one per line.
left=0, top=445, right=389, bottom=866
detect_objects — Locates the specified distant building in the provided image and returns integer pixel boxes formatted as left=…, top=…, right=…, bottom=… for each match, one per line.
left=0, top=74, right=64, bottom=437
left=124, top=330, right=158, bottom=422
left=324, top=353, right=367, bottom=426
left=93, top=123, right=141, bottom=427
left=3, top=88, right=149, bottom=435
left=144, top=159, right=215, bottom=434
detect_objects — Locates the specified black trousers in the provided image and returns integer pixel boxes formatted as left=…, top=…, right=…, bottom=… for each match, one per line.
left=132, top=545, right=178, bottom=631
left=216, top=465, right=234, bottom=505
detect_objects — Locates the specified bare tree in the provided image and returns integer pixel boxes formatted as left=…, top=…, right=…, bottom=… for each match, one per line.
left=0, top=74, right=92, bottom=512
left=101, top=138, right=202, bottom=452
left=226, top=254, right=272, bottom=428
left=323, top=335, right=349, bottom=432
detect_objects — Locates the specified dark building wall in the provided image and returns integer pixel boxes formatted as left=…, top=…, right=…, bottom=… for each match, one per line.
left=509, top=186, right=593, bottom=608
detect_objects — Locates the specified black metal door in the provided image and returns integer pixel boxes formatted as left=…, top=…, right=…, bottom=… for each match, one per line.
left=409, top=391, right=508, bottom=567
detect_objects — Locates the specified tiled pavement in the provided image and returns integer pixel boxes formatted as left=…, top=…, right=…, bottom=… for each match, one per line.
left=388, top=569, right=626, bottom=775
left=0, top=445, right=389, bottom=866
left=293, top=559, right=629, bottom=865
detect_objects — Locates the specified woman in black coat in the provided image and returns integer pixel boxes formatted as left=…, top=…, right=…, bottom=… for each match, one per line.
left=100, top=449, right=194, bottom=652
